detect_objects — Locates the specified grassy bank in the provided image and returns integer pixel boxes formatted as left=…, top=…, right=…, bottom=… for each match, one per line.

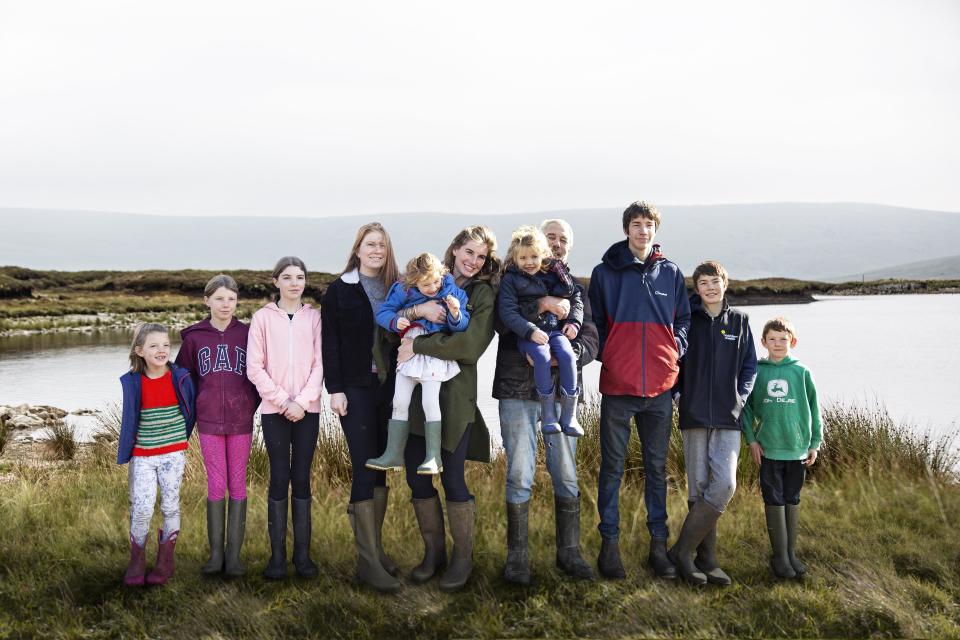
left=0, top=402, right=957, bottom=639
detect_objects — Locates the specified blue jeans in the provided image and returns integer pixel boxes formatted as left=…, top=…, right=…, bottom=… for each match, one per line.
left=597, top=391, right=673, bottom=541
left=499, top=399, right=579, bottom=504
left=517, top=331, right=577, bottom=396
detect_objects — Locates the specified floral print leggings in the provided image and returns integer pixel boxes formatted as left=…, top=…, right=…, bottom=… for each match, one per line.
left=128, top=451, right=186, bottom=545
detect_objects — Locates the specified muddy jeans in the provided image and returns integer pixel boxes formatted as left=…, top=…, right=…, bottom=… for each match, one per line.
left=129, top=451, right=186, bottom=545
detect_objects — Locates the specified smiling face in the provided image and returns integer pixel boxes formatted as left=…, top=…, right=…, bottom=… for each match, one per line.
left=451, top=239, right=489, bottom=280
left=135, top=331, right=170, bottom=372
left=542, top=222, right=571, bottom=262
left=761, top=329, right=797, bottom=362
left=516, top=246, right=543, bottom=275
left=204, top=286, right=238, bottom=325
left=273, top=265, right=306, bottom=303
left=624, top=216, right=658, bottom=258
left=357, top=230, right=386, bottom=275
left=696, top=274, right=727, bottom=307
left=418, top=275, right=443, bottom=297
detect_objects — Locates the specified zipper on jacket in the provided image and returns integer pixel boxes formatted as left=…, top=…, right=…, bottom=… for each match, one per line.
left=641, top=268, right=648, bottom=396
left=288, top=311, right=295, bottom=398
left=708, top=315, right=715, bottom=427
left=219, top=330, right=225, bottom=427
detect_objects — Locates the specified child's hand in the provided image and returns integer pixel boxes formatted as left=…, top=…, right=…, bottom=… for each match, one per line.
left=284, top=401, right=306, bottom=422
left=531, top=329, right=549, bottom=345
left=804, top=449, right=818, bottom=466
left=445, top=294, right=460, bottom=314
left=749, top=441, right=764, bottom=467
left=396, top=317, right=411, bottom=331
left=562, top=324, right=579, bottom=340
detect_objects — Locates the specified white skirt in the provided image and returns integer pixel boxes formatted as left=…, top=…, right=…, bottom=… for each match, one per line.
left=397, top=326, right=461, bottom=382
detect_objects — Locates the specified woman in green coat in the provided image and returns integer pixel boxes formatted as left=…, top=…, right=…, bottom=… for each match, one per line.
left=397, top=225, right=499, bottom=592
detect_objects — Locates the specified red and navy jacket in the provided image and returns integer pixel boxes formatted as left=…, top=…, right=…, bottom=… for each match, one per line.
left=589, top=241, right=690, bottom=397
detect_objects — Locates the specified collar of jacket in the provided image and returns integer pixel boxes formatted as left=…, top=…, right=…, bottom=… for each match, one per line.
left=341, top=269, right=360, bottom=284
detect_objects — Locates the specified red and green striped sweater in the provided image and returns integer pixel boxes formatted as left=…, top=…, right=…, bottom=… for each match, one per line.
left=133, top=370, right=189, bottom=457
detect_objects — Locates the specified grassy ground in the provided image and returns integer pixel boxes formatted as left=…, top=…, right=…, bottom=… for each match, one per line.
left=0, top=402, right=957, bottom=639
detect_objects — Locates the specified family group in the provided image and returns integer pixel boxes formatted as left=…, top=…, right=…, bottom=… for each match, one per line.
left=117, top=201, right=823, bottom=592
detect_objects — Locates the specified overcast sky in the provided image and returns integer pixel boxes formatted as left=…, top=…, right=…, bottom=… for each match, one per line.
left=1, top=0, right=958, bottom=217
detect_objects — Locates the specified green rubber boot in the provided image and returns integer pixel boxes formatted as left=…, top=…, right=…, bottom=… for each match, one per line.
left=765, top=505, right=797, bottom=579
left=417, top=421, right=444, bottom=475
left=785, top=504, right=807, bottom=577
left=365, top=419, right=409, bottom=471
left=201, top=499, right=226, bottom=575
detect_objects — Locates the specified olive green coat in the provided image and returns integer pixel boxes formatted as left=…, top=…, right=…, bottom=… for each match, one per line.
left=406, top=279, right=494, bottom=463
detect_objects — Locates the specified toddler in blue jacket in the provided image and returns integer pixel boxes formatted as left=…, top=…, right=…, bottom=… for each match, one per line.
left=365, top=252, right=470, bottom=475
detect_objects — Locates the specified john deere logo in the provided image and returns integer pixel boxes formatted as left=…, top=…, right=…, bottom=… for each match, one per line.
left=768, top=379, right=789, bottom=398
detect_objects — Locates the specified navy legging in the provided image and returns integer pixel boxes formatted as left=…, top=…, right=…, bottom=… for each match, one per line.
left=405, top=423, right=473, bottom=502
left=261, top=412, right=319, bottom=501
left=339, top=373, right=393, bottom=503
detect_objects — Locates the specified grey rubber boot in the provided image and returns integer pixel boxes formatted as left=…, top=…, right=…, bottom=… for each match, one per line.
left=503, top=501, right=531, bottom=585
left=201, top=498, right=226, bottom=575
left=373, top=487, right=399, bottom=576
left=410, top=495, right=446, bottom=583
left=349, top=500, right=402, bottom=593
left=765, top=505, right=797, bottom=579
left=417, top=421, right=444, bottom=475
left=554, top=495, right=594, bottom=579
left=291, top=497, right=318, bottom=578
left=558, top=392, right=584, bottom=437
left=224, top=498, right=247, bottom=577
left=263, top=497, right=288, bottom=580
left=597, top=538, right=626, bottom=579
left=366, top=419, right=409, bottom=471
left=538, top=393, right=561, bottom=435
left=667, top=500, right=722, bottom=585
left=648, top=537, right=678, bottom=579
left=439, top=498, right=475, bottom=592
left=695, top=523, right=731, bottom=585
left=785, top=504, right=807, bottom=577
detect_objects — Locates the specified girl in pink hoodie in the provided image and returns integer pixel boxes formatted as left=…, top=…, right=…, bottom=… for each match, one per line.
left=246, top=256, right=323, bottom=580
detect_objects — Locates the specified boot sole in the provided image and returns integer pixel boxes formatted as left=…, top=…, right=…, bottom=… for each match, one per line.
left=365, top=462, right=404, bottom=471
left=416, top=466, right=444, bottom=475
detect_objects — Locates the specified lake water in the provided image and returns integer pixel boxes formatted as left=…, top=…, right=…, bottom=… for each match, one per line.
left=1, top=294, right=957, bottom=445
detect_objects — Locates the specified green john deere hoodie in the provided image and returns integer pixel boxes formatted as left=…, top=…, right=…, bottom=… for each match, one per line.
left=741, top=356, right=823, bottom=460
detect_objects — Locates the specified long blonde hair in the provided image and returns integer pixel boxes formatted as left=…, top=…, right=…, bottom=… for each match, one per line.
left=128, top=322, right=169, bottom=374
left=442, top=225, right=501, bottom=285
left=502, top=225, right=551, bottom=274
left=342, top=222, right=400, bottom=288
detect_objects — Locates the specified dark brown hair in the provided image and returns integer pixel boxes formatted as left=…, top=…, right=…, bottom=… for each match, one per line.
left=622, top=200, right=662, bottom=231
left=692, top=260, right=729, bottom=287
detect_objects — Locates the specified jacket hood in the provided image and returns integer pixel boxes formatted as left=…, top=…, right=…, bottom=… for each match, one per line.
left=262, top=301, right=315, bottom=315
left=689, top=293, right=730, bottom=318
left=601, top=240, right=664, bottom=271
left=758, top=356, right=798, bottom=368
left=181, top=317, right=243, bottom=338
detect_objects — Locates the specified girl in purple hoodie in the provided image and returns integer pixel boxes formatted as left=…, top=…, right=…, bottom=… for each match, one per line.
left=175, top=274, right=260, bottom=576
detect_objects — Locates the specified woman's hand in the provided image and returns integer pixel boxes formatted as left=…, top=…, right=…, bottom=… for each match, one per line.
left=398, top=338, right=415, bottom=364
left=330, top=392, right=348, bottom=416
left=749, top=441, right=764, bottom=467
left=284, top=401, right=306, bottom=422
left=419, top=300, right=447, bottom=323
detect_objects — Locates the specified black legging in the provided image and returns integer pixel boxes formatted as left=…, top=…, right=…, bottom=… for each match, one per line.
left=261, top=412, right=320, bottom=501
left=339, top=373, right=393, bottom=503
left=405, top=423, right=473, bottom=502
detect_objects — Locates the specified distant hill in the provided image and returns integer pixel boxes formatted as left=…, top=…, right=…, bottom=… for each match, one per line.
left=2, top=203, right=959, bottom=280
left=830, top=254, right=960, bottom=282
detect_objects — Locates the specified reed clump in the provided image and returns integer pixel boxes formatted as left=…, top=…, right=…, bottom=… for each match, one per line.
left=41, top=418, right=77, bottom=461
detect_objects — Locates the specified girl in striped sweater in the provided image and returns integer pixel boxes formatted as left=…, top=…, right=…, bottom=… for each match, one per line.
left=118, top=323, right=196, bottom=587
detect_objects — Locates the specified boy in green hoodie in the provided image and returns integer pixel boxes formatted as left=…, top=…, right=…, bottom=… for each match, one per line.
left=742, top=317, right=823, bottom=579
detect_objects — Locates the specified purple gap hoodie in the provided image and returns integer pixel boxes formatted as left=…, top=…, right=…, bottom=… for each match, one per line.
left=175, top=317, right=260, bottom=435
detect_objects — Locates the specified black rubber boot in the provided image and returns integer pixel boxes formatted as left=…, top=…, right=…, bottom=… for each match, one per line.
left=201, top=499, right=225, bottom=575
left=538, top=393, right=561, bottom=435
left=410, top=495, right=446, bottom=583
left=439, top=498, right=475, bottom=592
left=224, top=498, right=246, bottom=577
left=695, top=522, right=731, bottom=585
left=785, top=504, right=807, bottom=577
left=263, top=497, right=287, bottom=580
left=648, top=537, right=678, bottom=579
left=597, top=538, right=626, bottom=579
left=373, top=487, right=399, bottom=576
left=765, top=505, right=797, bottom=579
left=349, top=500, right=402, bottom=593
left=668, top=500, right=721, bottom=585
left=503, top=501, right=531, bottom=585
left=291, top=497, right=318, bottom=578
left=554, top=495, right=594, bottom=580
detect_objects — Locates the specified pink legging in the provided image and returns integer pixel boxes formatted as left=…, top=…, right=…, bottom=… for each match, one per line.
left=198, top=432, right=253, bottom=501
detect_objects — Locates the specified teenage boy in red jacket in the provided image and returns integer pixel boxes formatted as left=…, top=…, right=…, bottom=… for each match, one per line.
left=589, top=201, right=691, bottom=579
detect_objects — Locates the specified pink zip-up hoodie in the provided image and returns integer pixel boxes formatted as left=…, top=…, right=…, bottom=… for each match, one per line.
left=247, top=302, right=324, bottom=414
